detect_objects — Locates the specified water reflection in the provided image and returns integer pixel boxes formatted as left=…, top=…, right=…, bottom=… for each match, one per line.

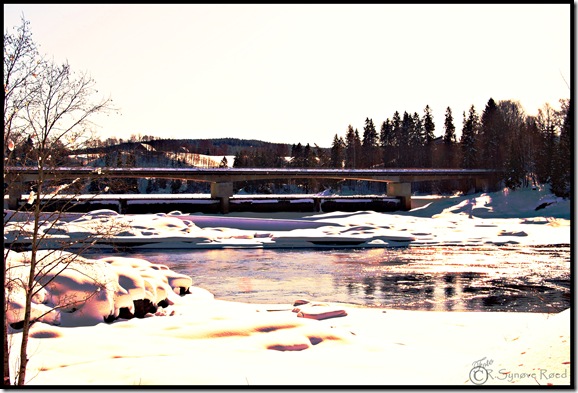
left=108, top=245, right=570, bottom=313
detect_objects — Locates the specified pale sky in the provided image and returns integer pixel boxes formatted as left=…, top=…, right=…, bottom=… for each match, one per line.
left=4, top=4, right=571, bottom=146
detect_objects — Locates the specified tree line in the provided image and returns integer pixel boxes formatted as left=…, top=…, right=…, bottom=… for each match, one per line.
left=233, top=100, right=571, bottom=197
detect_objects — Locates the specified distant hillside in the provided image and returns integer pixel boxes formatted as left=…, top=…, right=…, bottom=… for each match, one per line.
left=144, top=138, right=294, bottom=156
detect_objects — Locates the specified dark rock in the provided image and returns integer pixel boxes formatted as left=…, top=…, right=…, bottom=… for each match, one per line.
left=535, top=202, right=552, bottom=211
left=103, top=314, right=116, bottom=323
left=158, top=299, right=169, bottom=308
left=117, top=307, right=135, bottom=320
left=133, top=299, right=157, bottom=318
left=179, top=287, right=191, bottom=295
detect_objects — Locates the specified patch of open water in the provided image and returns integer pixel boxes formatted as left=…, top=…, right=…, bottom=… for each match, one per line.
left=108, top=245, right=570, bottom=312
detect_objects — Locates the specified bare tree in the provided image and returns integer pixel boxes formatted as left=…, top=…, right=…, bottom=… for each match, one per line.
left=3, top=16, right=116, bottom=385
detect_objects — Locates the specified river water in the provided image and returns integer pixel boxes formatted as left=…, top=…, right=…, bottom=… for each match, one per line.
left=108, top=245, right=570, bottom=313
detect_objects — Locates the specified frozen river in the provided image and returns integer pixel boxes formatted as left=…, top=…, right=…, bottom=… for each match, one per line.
left=107, top=245, right=570, bottom=313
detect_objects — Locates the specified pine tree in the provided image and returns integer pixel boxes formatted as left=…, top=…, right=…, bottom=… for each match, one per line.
left=443, top=107, right=456, bottom=145
left=362, top=117, right=378, bottom=168
left=409, top=112, right=424, bottom=147
left=233, top=150, right=245, bottom=168
left=422, top=106, right=435, bottom=168
left=354, top=129, right=362, bottom=169
left=478, top=98, right=506, bottom=169
left=330, top=134, right=345, bottom=168
left=380, top=119, right=394, bottom=146
left=379, top=119, right=394, bottom=168
left=460, top=105, right=479, bottom=169
left=392, top=111, right=402, bottom=167
left=345, top=125, right=362, bottom=169
left=399, top=112, right=413, bottom=166
left=290, top=143, right=304, bottom=167
left=423, top=105, right=436, bottom=145
left=303, top=143, right=314, bottom=168
left=409, top=112, right=424, bottom=167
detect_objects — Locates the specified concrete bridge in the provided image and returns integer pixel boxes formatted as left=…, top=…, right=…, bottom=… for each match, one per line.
left=4, top=166, right=501, bottom=212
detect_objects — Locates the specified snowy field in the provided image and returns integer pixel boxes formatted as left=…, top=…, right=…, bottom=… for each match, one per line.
left=4, top=186, right=572, bottom=386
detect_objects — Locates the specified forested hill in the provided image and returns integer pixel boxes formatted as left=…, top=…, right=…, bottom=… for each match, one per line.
left=144, top=138, right=294, bottom=156
left=77, top=137, right=296, bottom=157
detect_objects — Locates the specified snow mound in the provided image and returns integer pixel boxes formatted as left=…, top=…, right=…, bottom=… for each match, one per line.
left=5, top=250, right=194, bottom=328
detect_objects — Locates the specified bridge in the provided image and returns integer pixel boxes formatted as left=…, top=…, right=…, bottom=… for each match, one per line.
left=4, top=166, right=501, bottom=212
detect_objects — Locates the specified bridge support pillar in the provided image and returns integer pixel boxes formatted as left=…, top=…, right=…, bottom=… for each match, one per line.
left=5, top=180, right=25, bottom=210
left=475, top=178, right=490, bottom=193
left=388, top=182, right=412, bottom=211
left=211, top=182, right=234, bottom=214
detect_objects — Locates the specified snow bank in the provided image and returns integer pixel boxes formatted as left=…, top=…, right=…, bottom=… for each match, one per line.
left=5, top=251, right=193, bottom=328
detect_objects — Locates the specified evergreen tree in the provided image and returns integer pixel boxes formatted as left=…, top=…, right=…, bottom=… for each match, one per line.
left=422, top=106, right=435, bottom=168
left=478, top=98, right=506, bottom=169
left=423, top=105, right=436, bottom=145
left=330, top=134, right=345, bottom=168
left=399, top=112, right=413, bottom=166
left=345, top=125, right=358, bottom=168
left=233, top=150, right=246, bottom=168
left=399, top=112, right=412, bottom=148
left=460, top=105, right=479, bottom=169
left=409, top=112, right=424, bottom=147
left=443, top=107, right=456, bottom=145
left=391, top=111, right=402, bottom=167
left=379, top=119, right=394, bottom=146
left=362, top=117, right=379, bottom=168
left=290, top=143, right=304, bottom=167
left=379, top=119, right=394, bottom=167
left=409, top=112, right=423, bottom=166
left=354, top=129, right=362, bottom=169
left=302, top=143, right=314, bottom=168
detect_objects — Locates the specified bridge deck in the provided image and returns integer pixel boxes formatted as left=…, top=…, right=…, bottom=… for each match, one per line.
left=5, top=166, right=499, bottom=183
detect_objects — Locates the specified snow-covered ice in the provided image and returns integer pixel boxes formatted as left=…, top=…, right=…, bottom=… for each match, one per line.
left=4, top=186, right=571, bottom=250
